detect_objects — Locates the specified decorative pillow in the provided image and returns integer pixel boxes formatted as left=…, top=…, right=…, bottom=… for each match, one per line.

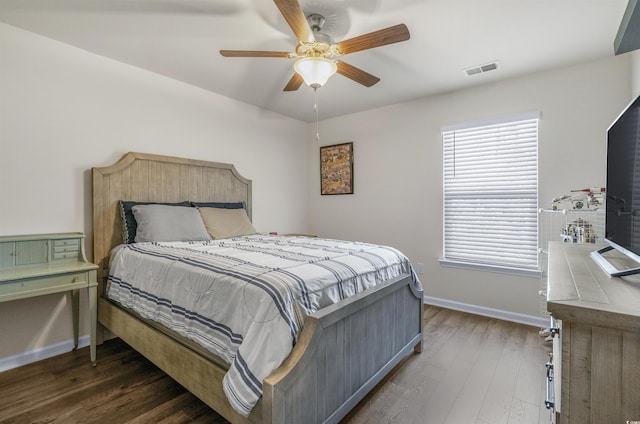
left=132, top=204, right=211, bottom=243
left=119, top=200, right=189, bottom=244
left=190, top=201, right=245, bottom=209
left=197, top=207, right=256, bottom=240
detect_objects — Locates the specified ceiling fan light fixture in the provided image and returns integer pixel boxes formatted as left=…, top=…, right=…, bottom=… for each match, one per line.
left=294, top=57, right=337, bottom=88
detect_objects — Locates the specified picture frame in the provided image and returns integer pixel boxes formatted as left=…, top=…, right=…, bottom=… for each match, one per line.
left=320, top=142, right=354, bottom=195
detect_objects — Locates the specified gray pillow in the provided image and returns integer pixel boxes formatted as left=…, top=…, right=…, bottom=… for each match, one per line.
left=119, top=200, right=189, bottom=244
left=132, top=204, right=211, bottom=242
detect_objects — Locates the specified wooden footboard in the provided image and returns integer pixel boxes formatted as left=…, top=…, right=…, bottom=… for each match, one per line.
left=264, top=273, right=423, bottom=424
left=98, top=273, right=423, bottom=424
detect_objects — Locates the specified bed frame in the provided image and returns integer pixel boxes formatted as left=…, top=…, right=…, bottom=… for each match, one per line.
left=92, top=152, right=424, bottom=424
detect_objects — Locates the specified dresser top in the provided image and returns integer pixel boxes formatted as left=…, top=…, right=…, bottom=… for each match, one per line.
left=547, top=242, right=640, bottom=330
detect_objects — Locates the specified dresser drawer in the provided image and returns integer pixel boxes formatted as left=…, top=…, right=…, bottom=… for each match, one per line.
left=52, top=239, right=80, bottom=260
left=53, top=239, right=79, bottom=248
left=0, top=272, right=87, bottom=301
left=54, top=245, right=79, bottom=253
left=53, top=250, right=80, bottom=260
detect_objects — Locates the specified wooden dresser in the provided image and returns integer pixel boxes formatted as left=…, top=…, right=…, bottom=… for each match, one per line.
left=0, top=233, right=98, bottom=364
left=546, top=242, right=640, bottom=423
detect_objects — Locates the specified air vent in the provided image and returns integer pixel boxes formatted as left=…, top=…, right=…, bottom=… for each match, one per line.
left=463, top=61, right=500, bottom=76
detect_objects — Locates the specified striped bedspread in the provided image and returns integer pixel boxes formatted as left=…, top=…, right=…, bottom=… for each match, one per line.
left=107, top=234, right=421, bottom=416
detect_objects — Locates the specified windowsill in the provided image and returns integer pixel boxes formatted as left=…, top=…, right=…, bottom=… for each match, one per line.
left=438, top=259, right=542, bottom=278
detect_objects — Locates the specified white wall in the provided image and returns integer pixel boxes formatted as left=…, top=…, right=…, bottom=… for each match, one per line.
left=0, top=23, right=309, bottom=360
left=309, top=55, right=632, bottom=319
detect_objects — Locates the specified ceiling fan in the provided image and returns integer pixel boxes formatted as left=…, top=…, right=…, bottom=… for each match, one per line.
left=220, top=0, right=410, bottom=91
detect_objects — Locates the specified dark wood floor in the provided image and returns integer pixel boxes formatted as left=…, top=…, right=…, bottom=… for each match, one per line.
left=0, top=306, right=552, bottom=424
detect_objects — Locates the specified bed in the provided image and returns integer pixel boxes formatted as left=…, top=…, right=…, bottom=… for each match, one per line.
left=92, top=152, right=424, bottom=424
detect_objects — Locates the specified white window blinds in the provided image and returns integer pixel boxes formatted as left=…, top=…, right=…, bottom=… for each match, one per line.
left=442, top=113, right=539, bottom=274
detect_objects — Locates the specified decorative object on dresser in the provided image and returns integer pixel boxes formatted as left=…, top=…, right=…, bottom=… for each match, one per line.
left=0, top=233, right=98, bottom=364
left=92, top=152, right=423, bottom=424
left=546, top=241, right=640, bottom=424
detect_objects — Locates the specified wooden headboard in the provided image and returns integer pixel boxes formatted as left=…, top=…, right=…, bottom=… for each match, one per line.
left=92, top=152, right=252, bottom=281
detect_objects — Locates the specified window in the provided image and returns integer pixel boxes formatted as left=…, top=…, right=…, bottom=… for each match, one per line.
left=441, top=112, right=540, bottom=276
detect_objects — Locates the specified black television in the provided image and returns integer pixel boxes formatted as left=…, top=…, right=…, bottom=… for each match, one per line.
left=591, top=93, right=640, bottom=277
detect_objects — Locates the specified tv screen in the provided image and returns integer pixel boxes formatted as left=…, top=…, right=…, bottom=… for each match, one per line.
left=605, top=94, right=640, bottom=257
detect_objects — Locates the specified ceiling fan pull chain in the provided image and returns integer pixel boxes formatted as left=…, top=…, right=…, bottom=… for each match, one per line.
left=314, top=87, right=320, bottom=142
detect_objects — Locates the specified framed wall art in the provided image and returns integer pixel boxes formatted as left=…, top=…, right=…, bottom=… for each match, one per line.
left=320, top=142, right=353, bottom=195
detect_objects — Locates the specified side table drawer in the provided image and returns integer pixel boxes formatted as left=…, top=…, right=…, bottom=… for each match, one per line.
left=0, top=272, right=87, bottom=302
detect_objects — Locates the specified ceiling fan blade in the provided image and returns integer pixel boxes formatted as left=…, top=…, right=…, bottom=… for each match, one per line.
left=220, top=50, right=291, bottom=58
left=283, top=73, right=304, bottom=91
left=273, top=0, right=315, bottom=43
left=336, top=61, right=380, bottom=87
left=337, top=24, right=410, bottom=55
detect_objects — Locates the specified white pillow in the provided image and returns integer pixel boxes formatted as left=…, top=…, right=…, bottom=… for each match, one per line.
left=132, top=204, right=211, bottom=242
left=198, top=207, right=256, bottom=239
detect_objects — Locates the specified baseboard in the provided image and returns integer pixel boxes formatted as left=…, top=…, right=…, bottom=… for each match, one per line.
left=0, top=335, right=90, bottom=372
left=424, top=296, right=548, bottom=328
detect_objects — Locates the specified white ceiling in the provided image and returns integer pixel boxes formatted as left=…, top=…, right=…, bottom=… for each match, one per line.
left=0, top=0, right=630, bottom=122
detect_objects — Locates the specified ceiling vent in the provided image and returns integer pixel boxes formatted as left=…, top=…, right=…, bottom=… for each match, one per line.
left=463, top=61, right=500, bottom=76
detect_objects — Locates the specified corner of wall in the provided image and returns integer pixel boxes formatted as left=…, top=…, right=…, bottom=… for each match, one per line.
left=632, top=50, right=640, bottom=97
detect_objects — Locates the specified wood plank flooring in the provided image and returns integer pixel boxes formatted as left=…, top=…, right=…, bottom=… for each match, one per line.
left=0, top=306, right=553, bottom=424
